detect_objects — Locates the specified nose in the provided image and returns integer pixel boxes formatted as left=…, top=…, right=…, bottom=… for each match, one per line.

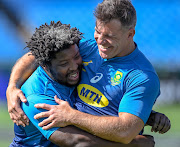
left=69, top=61, right=78, bottom=71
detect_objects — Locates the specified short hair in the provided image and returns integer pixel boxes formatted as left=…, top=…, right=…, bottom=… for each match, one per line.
left=94, top=0, right=137, bottom=29
left=26, top=21, right=83, bottom=66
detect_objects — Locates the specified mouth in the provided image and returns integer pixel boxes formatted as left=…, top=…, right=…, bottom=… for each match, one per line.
left=99, top=45, right=111, bottom=52
left=68, top=71, right=79, bottom=81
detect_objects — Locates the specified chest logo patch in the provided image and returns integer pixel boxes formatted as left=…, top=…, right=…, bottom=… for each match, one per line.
left=77, top=84, right=109, bottom=108
left=111, top=71, right=123, bottom=86
left=90, top=73, right=103, bottom=83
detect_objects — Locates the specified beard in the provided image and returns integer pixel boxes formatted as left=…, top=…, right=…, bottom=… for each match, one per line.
left=48, top=64, right=82, bottom=87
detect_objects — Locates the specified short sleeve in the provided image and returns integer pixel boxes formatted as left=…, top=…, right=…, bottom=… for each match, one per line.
left=22, top=94, right=59, bottom=139
left=119, top=70, right=160, bottom=124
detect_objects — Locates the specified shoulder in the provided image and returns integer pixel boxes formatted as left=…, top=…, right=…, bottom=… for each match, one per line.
left=133, top=49, right=157, bottom=73
left=79, top=39, right=98, bottom=58
left=126, top=69, right=160, bottom=85
left=21, top=67, right=56, bottom=97
left=21, top=94, right=57, bottom=120
left=79, top=39, right=97, bottom=48
left=125, top=69, right=160, bottom=96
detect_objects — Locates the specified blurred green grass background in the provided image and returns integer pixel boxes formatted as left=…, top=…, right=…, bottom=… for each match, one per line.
left=0, top=103, right=180, bottom=147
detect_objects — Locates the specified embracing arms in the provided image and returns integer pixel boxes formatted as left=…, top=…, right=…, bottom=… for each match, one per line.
left=6, top=52, right=37, bottom=126
left=50, top=127, right=155, bottom=147
left=34, top=97, right=144, bottom=144
left=34, top=96, right=170, bottom=145
left=6, top=52, right=170, bottom=145
left=23, top=95, right=138, bottom=147
left=49, top=126, right=150, bottom=147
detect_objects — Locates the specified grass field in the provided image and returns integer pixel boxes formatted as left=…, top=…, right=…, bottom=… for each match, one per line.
left=0, top=102, right=180, bottom=147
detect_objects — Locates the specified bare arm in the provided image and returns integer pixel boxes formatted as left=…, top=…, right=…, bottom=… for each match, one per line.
left=49, top=126, right=154, bottom=147
left=64, top=109, right=144, bottom=144
left=35, top=97, right=171, bottom=144
left=35, top=97, right=144, bottom=144
left=7, top=52, right=37, bottom=88
left=6, top=52, right=37, bottom=126
left=50, top=126, right=121, bottom=147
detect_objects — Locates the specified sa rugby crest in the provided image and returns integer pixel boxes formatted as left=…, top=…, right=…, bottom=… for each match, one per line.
left=110, top=71, right=123, bottom=86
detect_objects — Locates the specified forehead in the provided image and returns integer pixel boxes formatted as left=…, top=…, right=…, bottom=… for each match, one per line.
left=53, top=44, right=79, bottom=62
left=96, top=19, right=123, bottom=34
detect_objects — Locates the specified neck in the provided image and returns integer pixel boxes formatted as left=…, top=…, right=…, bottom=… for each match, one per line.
left=118, top=41, right=136, bottom=57
left=129, top=41, right=136, bottom=52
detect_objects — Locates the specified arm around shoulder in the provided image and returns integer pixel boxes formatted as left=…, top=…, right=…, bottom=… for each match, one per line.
left=8, top=52, right=37, bottom=88
left=6, top=52, right=38, bottom=126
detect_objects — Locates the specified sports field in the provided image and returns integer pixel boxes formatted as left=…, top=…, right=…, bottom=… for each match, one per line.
left=0, top=102, right=180, bottom=147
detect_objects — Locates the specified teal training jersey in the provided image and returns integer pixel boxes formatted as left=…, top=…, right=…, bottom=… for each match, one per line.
left=10, top=66, right=76, bottom=147
left=76, top=39, right=160, bottom=124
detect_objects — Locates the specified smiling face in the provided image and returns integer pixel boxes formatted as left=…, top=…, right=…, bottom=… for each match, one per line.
left=94, top=19, right=135, bottom=59
left=44, top=44, right=82, bottom=86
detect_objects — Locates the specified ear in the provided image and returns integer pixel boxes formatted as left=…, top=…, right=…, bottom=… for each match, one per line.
left=128, top=28, right=135, bottom=38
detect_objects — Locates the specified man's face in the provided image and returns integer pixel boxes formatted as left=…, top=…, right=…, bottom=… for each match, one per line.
left=94, top=19, right=133, bottom=59
left=46, top=44, right=82, bottom=86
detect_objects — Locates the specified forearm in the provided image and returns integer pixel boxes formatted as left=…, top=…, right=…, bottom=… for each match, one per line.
left=69, top=110, right=143, bottom=144
left=8, top=52, right=37, bottom=88
left=49, top=126, right=137, bottom=147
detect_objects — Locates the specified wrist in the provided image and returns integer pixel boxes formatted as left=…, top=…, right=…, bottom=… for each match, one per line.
left=69, top=109, right=82, bottom=125
left=8, top=80, right=22, bottom=89
left=7, top=85, right=21, bottom=93
left=151, top=110, right=157, bottom=114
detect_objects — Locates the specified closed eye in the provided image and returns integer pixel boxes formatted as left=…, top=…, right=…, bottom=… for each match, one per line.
left=95, top=28, right=100, bottom=34
left=59, top=62, right=68, bottom=67
left=75, top=54, right=81, bottom=59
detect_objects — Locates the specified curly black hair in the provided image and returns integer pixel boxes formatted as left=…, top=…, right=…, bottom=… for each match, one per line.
left=26, top=21, right=83, bottom=66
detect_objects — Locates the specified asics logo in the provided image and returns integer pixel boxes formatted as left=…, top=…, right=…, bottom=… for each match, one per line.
left=90, top=73, right=103, bottom=83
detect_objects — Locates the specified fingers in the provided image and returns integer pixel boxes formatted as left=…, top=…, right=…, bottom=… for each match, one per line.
left=154, top=115, right=166, bottom=132
left=7, top=87, right=29, bottom=126
left=38, top=117, right=52, bottom=130
left=34, top=103, right=52, bottom=110
left=54, top=95, right=62, bottom=104
left=8, top=103, right=29, bottom=126
left=34, top=111, right=50, bottom=119
left=151, top=114, right=160, bottom=132
left=18, top=91, right=27, bottom=103
left=9, top=110, right=29, bottom=127
left=159, top=119, right=171, bottom=134
left=42, top=122, right=55, bottom=130
left=151, top=113, right=171, bottom=134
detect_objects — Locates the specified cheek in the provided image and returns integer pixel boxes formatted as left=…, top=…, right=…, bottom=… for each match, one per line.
left=56, top=68, right=68, bottom=78
left=77, top=57, right=83, bottom=65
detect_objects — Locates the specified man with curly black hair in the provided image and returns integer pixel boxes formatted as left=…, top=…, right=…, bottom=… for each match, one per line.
left=26, top=21, right=83, bottom=87
left=10, top=21, right=118, bottom=147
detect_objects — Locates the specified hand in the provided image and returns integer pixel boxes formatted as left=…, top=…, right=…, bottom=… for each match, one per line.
left=34, top=95, right=76, bottom=130
left=146, top=111, right=171, bottom=134
left=131, top=135, right=155, bottom=147
left=6, top=85, right=29, bottom=127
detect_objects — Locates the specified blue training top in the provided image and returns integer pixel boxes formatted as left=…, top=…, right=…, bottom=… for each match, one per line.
left=10, top=66, right=76, bottom=147
left=10, top=39, right=160, bottom=146
left=76, top=39, right=160, bottom=124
